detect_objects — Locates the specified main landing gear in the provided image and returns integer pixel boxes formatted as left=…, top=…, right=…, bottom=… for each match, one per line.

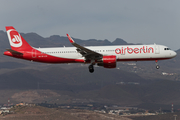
left=88, top=64, right=94, bottom=73
left=155, top=60, right=160, bottom=69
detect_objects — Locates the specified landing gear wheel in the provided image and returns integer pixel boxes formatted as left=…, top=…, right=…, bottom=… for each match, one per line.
left=156, top=65, right=160, bottom=69
left=155, top=60, right=160, bottom=69
left=89, top=65, right=94, bottom=73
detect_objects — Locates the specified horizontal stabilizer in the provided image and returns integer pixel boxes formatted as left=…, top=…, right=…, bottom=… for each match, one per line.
left=6, top=49, right=23, bottom=55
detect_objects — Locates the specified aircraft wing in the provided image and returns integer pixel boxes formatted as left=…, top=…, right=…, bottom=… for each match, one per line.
left=6, top=49, right=23, bottom=55
left=67, top=34, right=103, bottom=60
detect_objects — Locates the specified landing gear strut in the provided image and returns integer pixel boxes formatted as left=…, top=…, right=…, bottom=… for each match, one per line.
left=155, top=60, right=160, bottom=69
left=89, top=65, right=94, bottom=73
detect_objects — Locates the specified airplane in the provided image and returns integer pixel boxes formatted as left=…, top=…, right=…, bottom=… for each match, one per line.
left=4, top=26, right=177, bottom=73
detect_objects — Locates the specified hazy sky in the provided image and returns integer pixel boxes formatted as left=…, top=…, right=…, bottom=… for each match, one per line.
left=1, top=0, right=180, bottom=50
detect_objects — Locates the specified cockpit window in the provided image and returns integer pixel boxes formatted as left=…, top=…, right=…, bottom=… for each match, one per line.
left=164, top=48, right=171, bottom=50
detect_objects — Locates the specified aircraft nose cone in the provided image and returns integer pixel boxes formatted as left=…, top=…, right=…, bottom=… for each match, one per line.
left=172, top=51, right=177, bottom=58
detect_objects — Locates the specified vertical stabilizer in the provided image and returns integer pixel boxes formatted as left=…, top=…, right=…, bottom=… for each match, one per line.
left=6, top=26, right=32, bottom=51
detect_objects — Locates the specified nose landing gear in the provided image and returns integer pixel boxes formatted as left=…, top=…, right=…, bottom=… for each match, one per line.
left=155, top=60, right=160, bottom=69
left=156, top=65, right=160, bottom=69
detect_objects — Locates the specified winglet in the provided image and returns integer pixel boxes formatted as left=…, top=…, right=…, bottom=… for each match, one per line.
left=66, top=34, right=75, bottom=43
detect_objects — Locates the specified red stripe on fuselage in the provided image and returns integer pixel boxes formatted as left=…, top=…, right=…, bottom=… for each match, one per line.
left=4, top=49, right=85, bottom=63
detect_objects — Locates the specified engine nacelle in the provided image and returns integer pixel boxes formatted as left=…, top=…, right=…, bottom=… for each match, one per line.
left=97, top=55, right=117, bottom=68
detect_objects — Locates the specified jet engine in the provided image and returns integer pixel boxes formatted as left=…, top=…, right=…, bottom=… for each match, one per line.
left=97, top=55, right=116, bottom=68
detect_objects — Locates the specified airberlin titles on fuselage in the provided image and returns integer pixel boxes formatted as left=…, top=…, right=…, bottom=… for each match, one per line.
left=115, top=46, right=154, bottom=54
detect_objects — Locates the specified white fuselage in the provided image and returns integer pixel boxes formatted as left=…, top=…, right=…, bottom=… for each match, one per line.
left=36, top=44, right=176, bottom=62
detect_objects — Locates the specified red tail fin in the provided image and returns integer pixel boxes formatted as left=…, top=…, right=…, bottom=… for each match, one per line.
left=6, top=26, right=32, bottom=51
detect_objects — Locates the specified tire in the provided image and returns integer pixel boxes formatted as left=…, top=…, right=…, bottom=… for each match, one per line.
left=156, top=65, right=160, bottom=69
left=89, top=65, right=94, bottom=73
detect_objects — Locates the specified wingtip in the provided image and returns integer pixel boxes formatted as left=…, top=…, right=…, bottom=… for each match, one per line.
left=66, top=34, right=74, bottom=43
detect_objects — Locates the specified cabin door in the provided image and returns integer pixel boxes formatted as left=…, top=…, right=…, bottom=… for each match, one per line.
left=155, top=45, right=160, bottom=54
left=32, top=49, right=37, bottom=58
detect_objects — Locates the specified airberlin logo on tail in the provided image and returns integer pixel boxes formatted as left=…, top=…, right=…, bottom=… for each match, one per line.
left=12, top=35, right=21, bottom=44
left=7, top=30, right=22, bottom=47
